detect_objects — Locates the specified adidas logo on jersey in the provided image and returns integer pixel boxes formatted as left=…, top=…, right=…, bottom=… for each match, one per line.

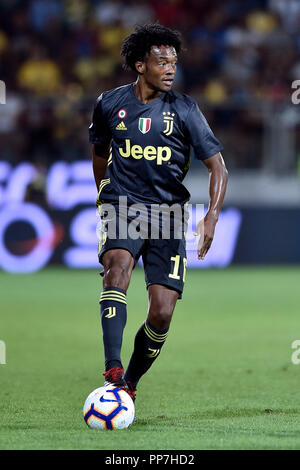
left=116, top=121, right=127, bottom=130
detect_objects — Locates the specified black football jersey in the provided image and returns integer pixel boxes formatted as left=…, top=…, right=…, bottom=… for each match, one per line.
left=89, top=83, right=223, bottom=206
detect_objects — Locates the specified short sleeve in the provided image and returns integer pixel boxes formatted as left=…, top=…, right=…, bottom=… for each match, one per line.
left=185, top=102, right=223, bottom=160
left=89, top=94, right=112, bottom=146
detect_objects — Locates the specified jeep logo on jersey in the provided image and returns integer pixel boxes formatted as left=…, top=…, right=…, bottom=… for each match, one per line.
left=119, top=139, right=171, bottom=165
left=138, top=118, right=151, bottom=134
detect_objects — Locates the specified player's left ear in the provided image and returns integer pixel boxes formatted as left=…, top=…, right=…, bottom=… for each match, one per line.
left=135, top=61, right=145, bottom=75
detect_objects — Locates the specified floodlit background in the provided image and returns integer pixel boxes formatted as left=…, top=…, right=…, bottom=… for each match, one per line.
left=0, top=0, right=299, bottom=271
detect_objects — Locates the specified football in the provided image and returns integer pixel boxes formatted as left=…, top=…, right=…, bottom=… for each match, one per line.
left=83, top=385, right=135, bottom=430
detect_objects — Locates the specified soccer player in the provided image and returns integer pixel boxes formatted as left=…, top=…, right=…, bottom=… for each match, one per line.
left=89, top=24, right=228, bottom=404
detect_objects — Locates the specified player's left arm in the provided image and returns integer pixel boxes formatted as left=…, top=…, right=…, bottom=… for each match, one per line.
left=194, top=152, right=228, bottom=260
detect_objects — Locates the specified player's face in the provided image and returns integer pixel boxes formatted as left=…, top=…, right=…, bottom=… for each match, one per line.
left=143, top=45, right=177, bottom=92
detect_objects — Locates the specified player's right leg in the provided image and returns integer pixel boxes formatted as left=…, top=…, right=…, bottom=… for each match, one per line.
left=100, top=249, right=134, bottom=387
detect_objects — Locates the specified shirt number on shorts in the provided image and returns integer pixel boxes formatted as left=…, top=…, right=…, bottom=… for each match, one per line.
left=169, top=255, right=187, bottom=282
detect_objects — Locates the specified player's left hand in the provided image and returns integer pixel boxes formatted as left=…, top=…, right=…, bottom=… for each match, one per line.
left=194, top=212, right=218, bottom=260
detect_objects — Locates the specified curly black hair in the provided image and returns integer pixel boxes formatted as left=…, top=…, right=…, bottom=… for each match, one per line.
left=121, top=23, right=182, bottom=73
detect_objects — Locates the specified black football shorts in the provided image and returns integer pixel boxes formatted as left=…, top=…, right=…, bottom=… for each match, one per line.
left=98, top=203, right=187, bottom=298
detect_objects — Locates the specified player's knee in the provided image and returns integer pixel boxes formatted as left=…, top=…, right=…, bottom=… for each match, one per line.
left=149, top=307, right=173, bottom=330
left=103, top=264, right=131, bottom=290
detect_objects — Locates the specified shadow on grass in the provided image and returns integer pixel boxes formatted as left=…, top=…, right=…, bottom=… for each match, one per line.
left=190, top=408, right=300, bottom=419
left=134, top=407, right=300, bottom=428
left=1, top=424, right=41, bottom=430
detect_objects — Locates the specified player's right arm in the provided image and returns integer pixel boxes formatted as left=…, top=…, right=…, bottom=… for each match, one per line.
left=92, top=144, right=110, bottom=191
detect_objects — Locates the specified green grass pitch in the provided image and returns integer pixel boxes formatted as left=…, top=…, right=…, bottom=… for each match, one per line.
left=0, top=266, right=300, bottom=450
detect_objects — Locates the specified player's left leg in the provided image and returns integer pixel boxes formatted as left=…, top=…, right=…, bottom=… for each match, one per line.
left=124, top=285, right=178, bottom=389
left=124, top=234, right=186, bottom=391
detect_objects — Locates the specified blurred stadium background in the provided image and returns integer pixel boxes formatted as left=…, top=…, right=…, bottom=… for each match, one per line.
left=0, top=0, right=300, bottom=273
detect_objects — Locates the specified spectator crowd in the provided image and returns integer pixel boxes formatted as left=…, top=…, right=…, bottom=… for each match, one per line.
left=0, top=0, right=299, bottom=170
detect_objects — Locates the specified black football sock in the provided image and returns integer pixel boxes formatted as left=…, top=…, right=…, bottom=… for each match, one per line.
left=100, top=286, right=127, bottom=371
left=124, top=319, right=169, bottom=388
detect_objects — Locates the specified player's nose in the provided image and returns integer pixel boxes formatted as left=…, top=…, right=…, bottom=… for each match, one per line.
left=165, top=63, right=176, bottom=75
left=164, top=69, right=175, bottom=78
